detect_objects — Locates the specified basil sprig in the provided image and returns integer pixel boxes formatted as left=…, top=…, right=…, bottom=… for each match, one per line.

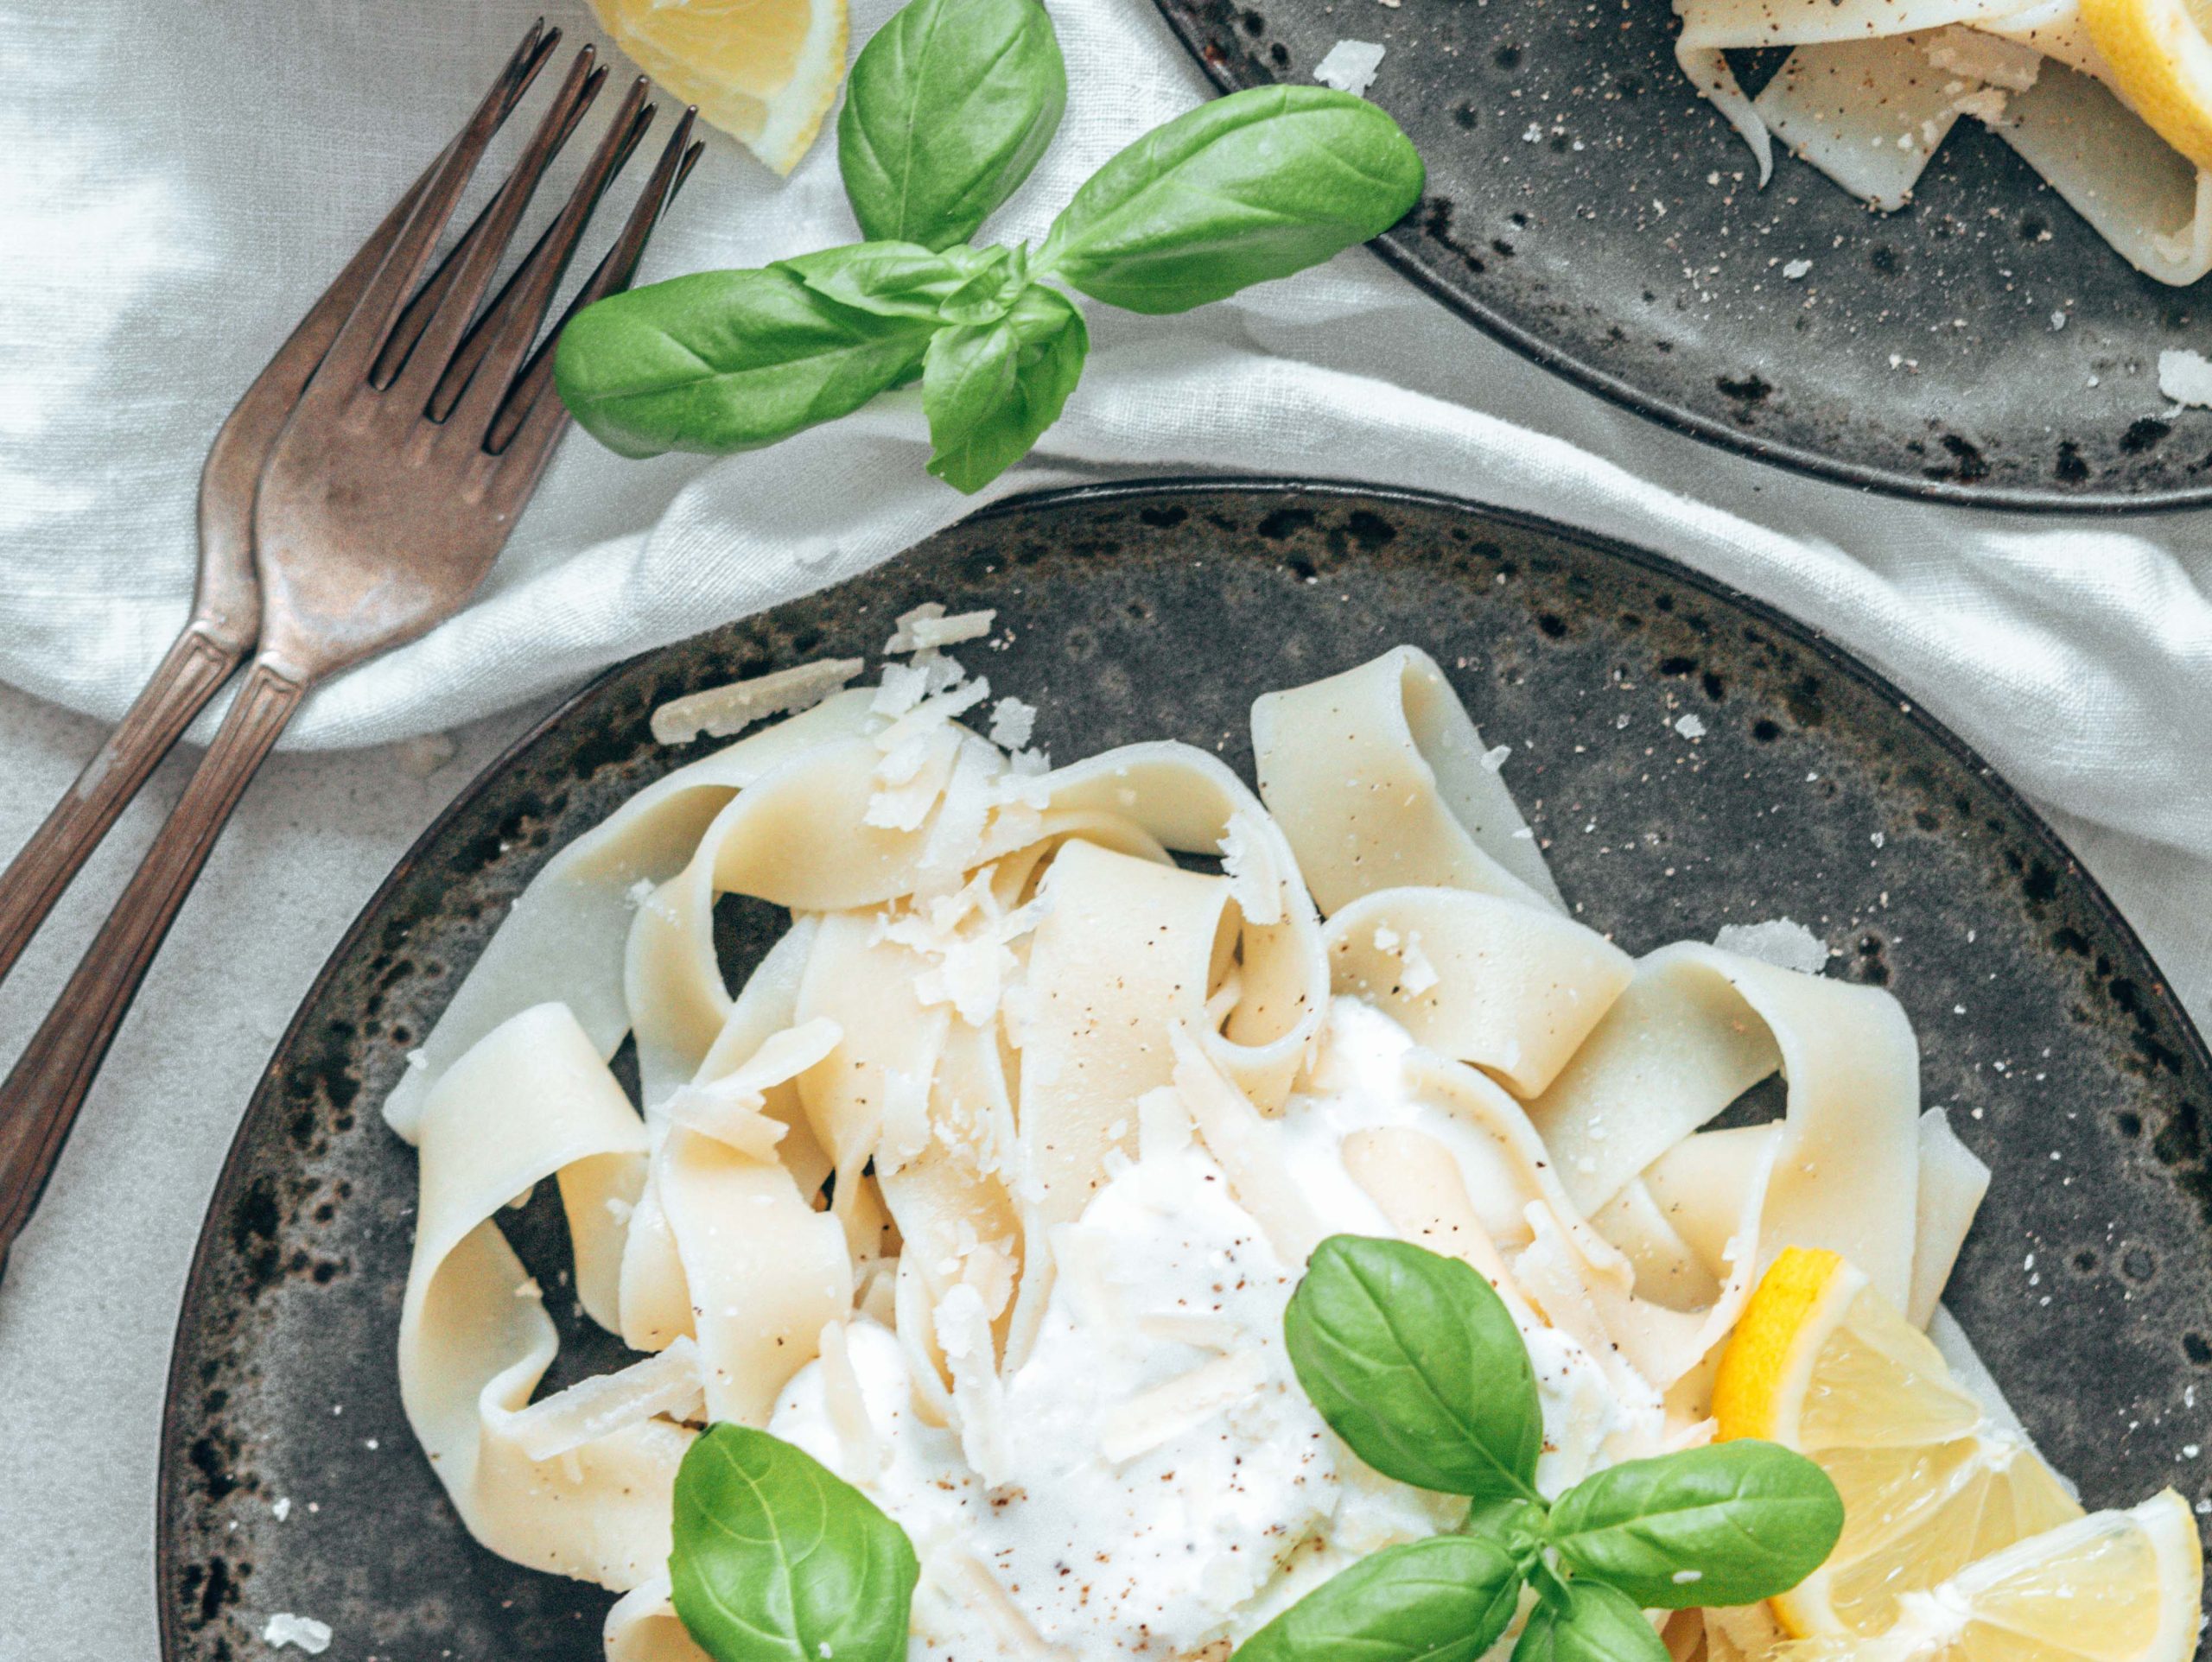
left=1239, top=1236, right=1846, bottom=1662
left=556, top=0, right=1422, bottom=491
left=669, top=1424, right=918, bottom=1662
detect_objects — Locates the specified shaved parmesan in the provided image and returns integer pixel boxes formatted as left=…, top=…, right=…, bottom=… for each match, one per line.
left=1313, top=38, right=1385, bottom=97
left=916, top=739, right=1000, bottom=890
left=911, top=609, right=995, bottom=652
left=936, top=1284, right=1012, bottom=1484
left=505, top=1336, right=705, bottom=1462
left=818, top=1322, right=887, bottom=1479
left=988, top=696, right=1038, bottom=751
left=1218, top=809, right=1287, bottom=927
left=886, top=602, right=995, bottom=654
left=262, top=1614, right=333, bottom=1655
left=2158, top=348, right=2212, bottom=408
left=1713, top=917, right=1830, bottom=974
left=873, top=662, right=931, bottom=718
left=877, top=1067, right=934, bottom=1176
left=1098, top=1351, right=1269, bottom=1462
left=651, top=658, right=863, bottom=746
left=1923, top=25, right=2040, bottom=92
left=884, top=602, right=946, bottom=653
left=1169, top=1024, right=1326, bottom=1265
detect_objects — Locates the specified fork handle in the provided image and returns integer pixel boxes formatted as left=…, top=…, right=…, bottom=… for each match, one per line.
left=0, top=626, right=246, bottom=989
left=0, top=660, right=306, bottom=1274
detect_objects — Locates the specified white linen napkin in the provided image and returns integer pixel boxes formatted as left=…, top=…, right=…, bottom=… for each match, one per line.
left=4, top=0, right=2209, bottom=924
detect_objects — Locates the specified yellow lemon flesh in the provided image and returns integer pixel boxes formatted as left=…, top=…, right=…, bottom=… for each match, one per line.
left=2080, top=0, right=2212, bottom=171
left=588, top=0, right=849, bottom=174
left=1774, top=1490, right=2203, bottom=1662
left=1714, top=1248, right=2083, bottom=1640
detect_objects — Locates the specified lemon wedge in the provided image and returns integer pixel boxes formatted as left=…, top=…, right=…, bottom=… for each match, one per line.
left=2080, top=0, right=2212, bottom=171
left=1775, top=1491, right=2204, bottom=1662
left=1714, top=1248, right=2084, bottom=1639
left=588, top=0, right=849, bottom=174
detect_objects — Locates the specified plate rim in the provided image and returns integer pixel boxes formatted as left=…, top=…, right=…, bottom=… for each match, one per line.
left=1146, top=6, right=2212, bottom=517
left=152, top=474, right=2212, bottom=1657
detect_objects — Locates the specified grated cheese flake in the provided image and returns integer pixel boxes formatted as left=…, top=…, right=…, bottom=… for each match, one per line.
left=988, top=695, right=1038, bottom=752
left=1313, top=38, right=1385, bottom=97
left=651, top=658, right=864, bottom=746
left=1218, top=809, right=1287, bottom=927
left=1714, top=917, right=1831, bottom=974
left=506, top=1336, right=706, bottom=1462
left=262, top=1615, right=333, bottom=1655
left=2158, top=349, right=2212, bottom=409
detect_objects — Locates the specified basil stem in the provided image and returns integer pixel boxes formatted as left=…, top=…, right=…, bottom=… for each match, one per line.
left=553, top=268, right=936, bottom=459
left=1510, top=1580, right=1671, bottom=1662
left=1036, top=85, right=1424, bottom=314
left=782, top=241, right=1027, bottom=325
left=1545, top=1441, right=1845, bottom=1609
left=1285, top=1235, right=1542, bottom=1502
left=923, top=282, right=1088, bottom=492
left=669, top=1424, right=918, bottom=1662
left=1231, top=1534, right=1524, bottom=1662
left=839, top=0, right=1067, bottom=251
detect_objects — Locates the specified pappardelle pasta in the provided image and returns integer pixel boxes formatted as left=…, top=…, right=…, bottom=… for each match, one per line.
left=383, top=621, right=2199, bottom=1662
left=1677, top=0, right=2212, bottom=285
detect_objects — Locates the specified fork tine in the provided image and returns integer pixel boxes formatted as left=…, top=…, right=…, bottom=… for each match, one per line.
left=385, top=48, right=604, bottom=415
left=438, top=77, right=656, bottom=443
left=372, top=67, right=600, bottom=392
left=487, top=116, right=702, bottom=466
left=304, top=19, right=554, bottom=401
left=429, top=75, right=648, bottom=424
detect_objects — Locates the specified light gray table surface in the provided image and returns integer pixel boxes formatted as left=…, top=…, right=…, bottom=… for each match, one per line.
left=0, top=669, right=2206, bottom=1662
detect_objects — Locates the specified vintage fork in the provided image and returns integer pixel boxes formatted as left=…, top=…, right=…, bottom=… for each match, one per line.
left=0, top=23, right=702, bottom=1272
left=0, top=27, right=573, bottom=991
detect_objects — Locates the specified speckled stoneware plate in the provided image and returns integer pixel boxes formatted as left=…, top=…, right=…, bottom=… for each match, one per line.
left=1151, top=0, right=2212, bottom=509
left=158, top=481, right=2212, bottom=1662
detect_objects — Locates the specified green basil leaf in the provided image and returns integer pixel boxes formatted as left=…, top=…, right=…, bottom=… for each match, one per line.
left=1035, top=85, right=1424, bottom=314
left=1510, top=1581, right=1670, bottom=1662
left=1546, top=1441, right=1845, bottom=1609
left=669, top=1423, right=918, bottom=1662
left=839, top=0, right=1067, bottom=251
left=555, top=268, right=938, bottom=458
left=922, top=282, right=1087, bottom=492
left=780, top=241, right=1026, bottom=324
left=1284, top=1235, right=1541, bottom=1501
left=1232, top=1533, right=1523, bottom=1662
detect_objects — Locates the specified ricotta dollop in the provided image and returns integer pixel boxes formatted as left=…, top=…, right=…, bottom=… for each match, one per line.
left=767, top=999, right=1667, bottom=1659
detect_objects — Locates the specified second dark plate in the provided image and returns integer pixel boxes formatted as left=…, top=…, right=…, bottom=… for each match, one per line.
left=1154, top=0, right=2212, bottom=508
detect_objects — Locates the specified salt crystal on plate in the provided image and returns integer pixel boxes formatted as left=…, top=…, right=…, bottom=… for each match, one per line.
left=1313, top=39, right=1385, bottom=97
left=1782, top=259, right=1812, bottom=280
left=1673, top=714, right=1707, bottom=739
left=1714, top=917, right=1830, bottom=975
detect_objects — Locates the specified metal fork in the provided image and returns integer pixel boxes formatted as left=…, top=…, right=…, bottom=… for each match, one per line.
left=0, top=22, right=702, bottom=1272
left=0, top=29, right=573, bottom=992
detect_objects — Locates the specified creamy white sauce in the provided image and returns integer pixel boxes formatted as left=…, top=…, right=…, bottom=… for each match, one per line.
left=767, top=999, right=1667, bottom=1660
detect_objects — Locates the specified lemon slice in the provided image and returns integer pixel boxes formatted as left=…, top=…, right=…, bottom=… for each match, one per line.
left=588, top=0, right=849, bottom=174
left=2080, top=0, right=2212, bottom=171
left=1776, top=1491, right=2204, bottom=1662
left=1714, top=1248, right=2084, bottom=1639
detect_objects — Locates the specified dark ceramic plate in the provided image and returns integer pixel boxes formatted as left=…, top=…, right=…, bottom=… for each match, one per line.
left=1151, top=0, right=2212, bottom=509
left=159, top=482, right=2212, bottom=1662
